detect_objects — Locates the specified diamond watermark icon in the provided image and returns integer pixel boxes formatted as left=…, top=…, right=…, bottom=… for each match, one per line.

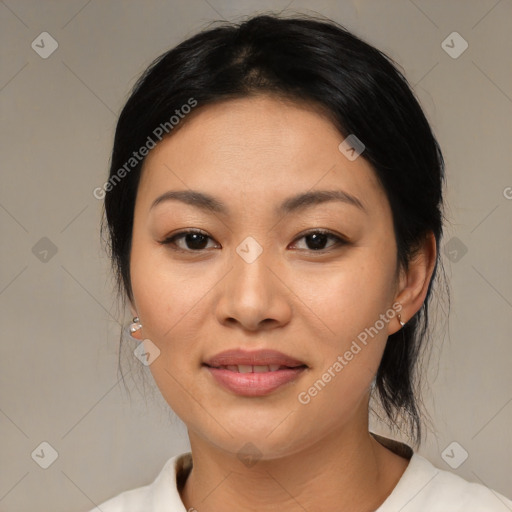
left=237, top=442, right=263, bottom=468
left=134, top=339, right=161, bottom=366
left=32, top=237, right=58, bottom=263
left=31, top=32, right=59, bottom=59
left=441, top=32, right=468, bottom=59
left=236, top=236, right=263, bottom=264
left=443, top=237, right=468, bottom=263
left=31, top=441, right=59, bottom=469
left=441, top=441, right=468, bottom=469
left=338, top=134, right=365, bottom=161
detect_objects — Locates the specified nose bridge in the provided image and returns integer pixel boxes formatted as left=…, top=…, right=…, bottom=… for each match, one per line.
left=215, top=235, right=291, bottom=330
left=231, top=235, right=274, bottom=305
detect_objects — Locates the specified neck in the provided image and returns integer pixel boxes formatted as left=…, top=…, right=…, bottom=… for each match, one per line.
left=179, top=408, right=410, bottom=511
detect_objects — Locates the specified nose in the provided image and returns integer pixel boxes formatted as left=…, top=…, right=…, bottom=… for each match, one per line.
left=214, top=246, right=292, bottom=332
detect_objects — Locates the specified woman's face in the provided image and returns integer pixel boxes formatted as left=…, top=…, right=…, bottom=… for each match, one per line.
left=129, top=95, right=404, bottom=458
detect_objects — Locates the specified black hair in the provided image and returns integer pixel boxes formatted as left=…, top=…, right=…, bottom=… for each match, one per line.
left=102, top=13, right=446, bottom=447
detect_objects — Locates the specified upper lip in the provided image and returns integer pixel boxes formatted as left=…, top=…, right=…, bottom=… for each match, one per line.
left=203, top=349, right=308, bottom=368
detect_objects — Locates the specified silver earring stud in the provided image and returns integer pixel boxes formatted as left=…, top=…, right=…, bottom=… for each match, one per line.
left=130, top=317, right=142, bottom=333
left=397, top=313, right=405, bottom=328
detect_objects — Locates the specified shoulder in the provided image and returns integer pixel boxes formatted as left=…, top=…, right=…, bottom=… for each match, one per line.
left=378, top=453, right=512, bottom=511
left=86, top=453, right=191, bottom=512
left=88, top=484, right=151, bottom=512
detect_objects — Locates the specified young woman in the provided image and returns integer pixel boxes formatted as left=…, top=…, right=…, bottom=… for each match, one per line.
left=91, top=13, right=511, bottom=511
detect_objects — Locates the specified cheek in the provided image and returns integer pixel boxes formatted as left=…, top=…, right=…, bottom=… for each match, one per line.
left=130, top=242, right=210, bottom=342
left=290, top=246, right=398, bottom=406
left=129, top=246, right=206, bottom=415
left=294, top=249, right=397, bottom=340
left=291, top=255, right=396, bottom=420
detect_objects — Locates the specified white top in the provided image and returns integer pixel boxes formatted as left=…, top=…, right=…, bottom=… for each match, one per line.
left=89, top=440, right=512, bottom=511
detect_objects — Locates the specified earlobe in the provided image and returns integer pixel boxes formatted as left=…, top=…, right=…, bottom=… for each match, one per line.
left=128, top=300, right=143, bottom=339
left=130, top=315, right=142, bottom=331
left=393, top=231, right=437, bottom=332
left=128, top=316, right=143, bottom=340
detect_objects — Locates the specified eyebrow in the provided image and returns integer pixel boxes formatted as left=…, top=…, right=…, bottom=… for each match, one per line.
left=150, top=189, right=366, bottom=215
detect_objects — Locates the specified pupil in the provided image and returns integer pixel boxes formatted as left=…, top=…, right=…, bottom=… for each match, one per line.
left=306, top=233, right=327, bottom=250
left=186, top=233, right=207, bottom=250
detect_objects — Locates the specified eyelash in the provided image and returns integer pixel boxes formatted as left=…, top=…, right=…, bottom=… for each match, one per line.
left=159, top=229, right=348, bottom=253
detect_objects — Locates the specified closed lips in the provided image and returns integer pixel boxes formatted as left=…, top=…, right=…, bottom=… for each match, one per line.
left=203, top=349, right=308, bottom=370
left=203, top=350, right=309, bottom=396
left=207, top=364, right=307, bottom=373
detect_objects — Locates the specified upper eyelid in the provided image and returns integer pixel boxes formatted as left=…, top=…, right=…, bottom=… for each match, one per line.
left=292, top=228, right=347, bottom=242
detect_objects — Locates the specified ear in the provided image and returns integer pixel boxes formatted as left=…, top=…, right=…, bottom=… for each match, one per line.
left=389, top=231, right=437, bottom=335
left=128, top=301, right=143, bottom=340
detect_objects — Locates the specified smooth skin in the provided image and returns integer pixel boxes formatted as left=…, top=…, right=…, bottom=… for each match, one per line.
left=128, top=95, right=437, bottom=511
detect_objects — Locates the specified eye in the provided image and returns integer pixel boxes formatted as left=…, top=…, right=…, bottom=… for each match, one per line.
left=160, top=229, right=347, bottom=252
left=290, top=229, right=348, bottom=251
left=159, top=230, right=219, bottom=251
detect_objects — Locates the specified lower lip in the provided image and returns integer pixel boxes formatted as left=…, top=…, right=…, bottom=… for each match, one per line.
left=203, top=365, right=307, bottom=396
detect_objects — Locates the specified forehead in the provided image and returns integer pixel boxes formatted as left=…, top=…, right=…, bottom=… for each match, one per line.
left=137, top=95, right=388, bottom=216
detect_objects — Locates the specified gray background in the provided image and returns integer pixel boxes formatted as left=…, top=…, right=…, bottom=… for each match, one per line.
left=1, top=0, right=511, bottom=510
